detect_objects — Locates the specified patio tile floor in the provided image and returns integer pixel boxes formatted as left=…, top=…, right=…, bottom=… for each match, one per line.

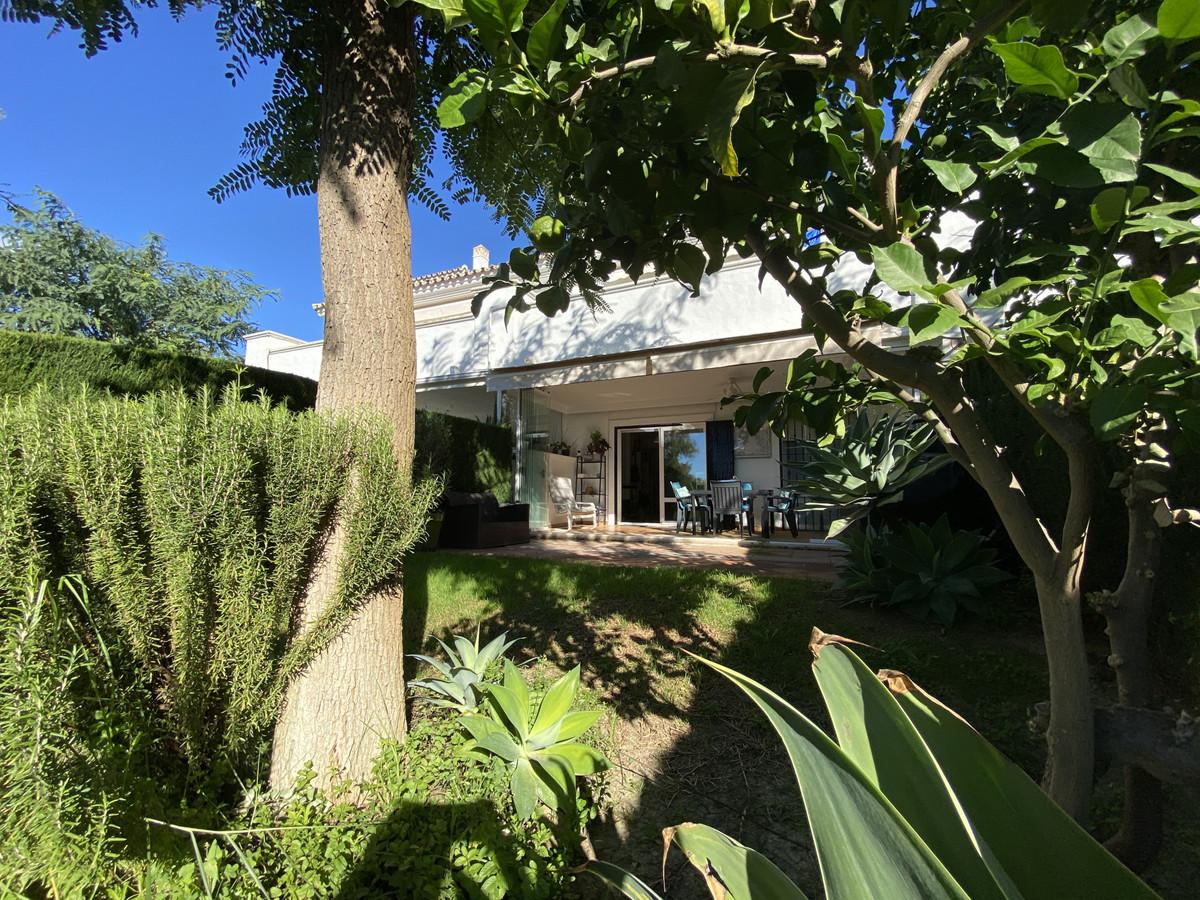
left=448, top=526, right=843, bottom=581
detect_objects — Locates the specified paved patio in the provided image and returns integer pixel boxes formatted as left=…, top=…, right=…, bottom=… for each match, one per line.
left=450, top=527, right=843, bottom=581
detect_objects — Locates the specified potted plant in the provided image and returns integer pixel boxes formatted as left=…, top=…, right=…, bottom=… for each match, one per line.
left=546, top=440, right=573, bottom=456
left=586, top=430, right=610, bottom=457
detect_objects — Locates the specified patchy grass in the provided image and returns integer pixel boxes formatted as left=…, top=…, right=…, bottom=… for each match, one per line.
left=404, top=550, right=1059, bottom=895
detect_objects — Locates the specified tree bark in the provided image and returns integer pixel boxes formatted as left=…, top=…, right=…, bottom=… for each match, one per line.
left=1099, top=447, right=1168, bottom=869
left=270, top=0, right=417, bottom=792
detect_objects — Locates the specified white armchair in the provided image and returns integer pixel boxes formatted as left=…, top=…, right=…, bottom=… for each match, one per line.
left=550, top=476, right=598, bottom=530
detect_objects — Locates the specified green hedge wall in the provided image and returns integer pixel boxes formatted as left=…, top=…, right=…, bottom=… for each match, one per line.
left=0, top=329, right=513, bottom=500
left=0, top=330, right=318, bottom=409
left=414, top=408, right=513, bottom=502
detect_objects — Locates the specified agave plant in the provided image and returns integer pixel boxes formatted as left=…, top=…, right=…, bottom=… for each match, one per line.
left=408, top=629, right=519, bottom=712
left=790, top=412, right=953, bottom=538
left=839, top=516, right=1010, bottom=626
left=587, top=631, right=1155, bottom=900
left=464, top=660, right=608, bottom=820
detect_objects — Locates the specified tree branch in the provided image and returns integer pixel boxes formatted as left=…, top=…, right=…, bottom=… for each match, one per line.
left=880, top=0, right=1029, bottom=231
left=565, top=44, right=832, bottom=106
left=749, top=224, right=1058, bottom=577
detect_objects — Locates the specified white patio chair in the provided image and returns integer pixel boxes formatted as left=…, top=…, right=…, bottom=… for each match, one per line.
left=550, top=476, right=598, bottom=530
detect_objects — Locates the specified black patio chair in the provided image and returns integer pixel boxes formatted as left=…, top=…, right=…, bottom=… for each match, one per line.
left=762, top=489, right=799, bottom=538
left=670, top=481, right=710, bottom=534
left=709, top=479, right=750, bottom=537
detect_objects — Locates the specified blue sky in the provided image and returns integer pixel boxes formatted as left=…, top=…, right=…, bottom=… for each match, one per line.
left=0, top=7, right=517, bottom=342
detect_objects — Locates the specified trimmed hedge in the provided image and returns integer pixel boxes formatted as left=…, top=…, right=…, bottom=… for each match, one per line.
left=0, top=330, right=317, bottom=409
left=415, top=409, right=513, bottom=502
left=0, top=329, right=513, bottom=500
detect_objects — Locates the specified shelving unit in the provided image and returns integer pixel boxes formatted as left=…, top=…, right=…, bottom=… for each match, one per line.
left=575, top=453, right=607, bottom=522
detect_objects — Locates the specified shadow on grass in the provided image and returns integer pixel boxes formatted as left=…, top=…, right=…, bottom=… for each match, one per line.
left=403, top=550, right=1050, bottom=897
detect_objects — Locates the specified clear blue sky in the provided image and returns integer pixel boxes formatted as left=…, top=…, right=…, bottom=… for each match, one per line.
left=0, top=7, right=517, bottom=342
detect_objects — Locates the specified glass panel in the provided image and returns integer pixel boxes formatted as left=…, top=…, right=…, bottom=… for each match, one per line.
left=619, top=430, right=661, bottom=523
left=663, top=427, right=707, bottom=500
left=516, top=389, right=562, bottom=527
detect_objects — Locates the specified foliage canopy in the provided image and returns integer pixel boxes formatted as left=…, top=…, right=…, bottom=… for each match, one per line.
left=1, top=192, right=269, bottom=357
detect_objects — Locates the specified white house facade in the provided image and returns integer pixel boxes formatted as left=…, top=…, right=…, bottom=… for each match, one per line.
left=244, top=240, right=925, bottom=530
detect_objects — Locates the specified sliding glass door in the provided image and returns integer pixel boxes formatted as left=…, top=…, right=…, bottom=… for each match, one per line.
left=617, top=424, right=707, bottom=524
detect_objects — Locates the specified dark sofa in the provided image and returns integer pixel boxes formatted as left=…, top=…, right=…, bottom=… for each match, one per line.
left=438, top=492, right=530, bottom=549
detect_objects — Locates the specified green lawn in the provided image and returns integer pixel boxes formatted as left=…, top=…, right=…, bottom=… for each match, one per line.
left=404, top=550, right=1054, bottom=895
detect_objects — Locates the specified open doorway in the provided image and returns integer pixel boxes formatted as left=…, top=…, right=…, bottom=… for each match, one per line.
left=617, top=424, right=707, bottom=524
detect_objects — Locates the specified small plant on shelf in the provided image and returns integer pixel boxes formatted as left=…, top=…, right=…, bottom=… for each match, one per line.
left=586, top=430, right=609, bottom=456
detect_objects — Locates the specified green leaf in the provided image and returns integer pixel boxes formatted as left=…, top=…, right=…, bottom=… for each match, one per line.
left=437, top=71, right=488, bottom=128
left=531, top=665, right=580, bottom=735
left=1128, top=277, right=1171, bottom=322
left=810, top=640, right=1013, bottom=900
left=1146, top=162, right=1200, bottom=194
left=583, top=860, right=665, bottom=900
left=1092, top=314, right=1157, bottom=348
left=979, top=125, right=1020, bottom=152
left=526, top=0, right=566, bottom=69
left=1022, top=145, right=1104, bottom=188
left=1090, top=382, right=1150, bottom=440
left=923, top=160, right=977, bottom=194
left=672, top=244, right=707, bottom=293
left=979, top=136, right=1062, bottom=174
left=990, top=42, right=1079, bottom=98
left=884, top=672, right=1159, bottom=898
left=693, top=0, right=727, bottom=37
left=533, top=284, right=569, bottom=317
left=1159, top=0, right=1200, bottom=41
left=463, top=0, right=511, bottom=50
left=546, top=741, right=609, bottom=775
left=1090, top=186, right=1129, bottom=231
left=508, top=248, right=537, bottom=280
left=511, top=758, right=539, bottom=819
left=486, top=682, right=530, bottom=739
left=555, top=708, right=602, bottom=742
left=665, top=823, right=810, bottom=899
left=1108, top=63, right=1151, bottom=108
left=408, top=0, right=469, bottom=29
left=856, top=97, right=885, bottom=155
left=708, top=66, right=760, bottom=177
left=872, top=243, right=931, bottom=296
left=691, top=653, right=970, bottom=899
left=529, top=215, right=566, bottom=250
left=1100, top=14, right=1159, bottom=64
left=1030, top=0, right=1089, bottom=34
left=976, top=277, right=1031, bottom=308
left=907, top=303, right=962, bottom=344
left=1162, top=292, right=1200, bottom=357
left=1060, top=104, right=1142, bottom=183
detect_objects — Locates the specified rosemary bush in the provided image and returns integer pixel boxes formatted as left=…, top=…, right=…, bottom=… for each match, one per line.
left=0, top=386, right=439, bottom=766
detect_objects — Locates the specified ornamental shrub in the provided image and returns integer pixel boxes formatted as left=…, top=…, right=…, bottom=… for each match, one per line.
left=839, top=516, right=1010, bottom=626
left=138, top=710, right=602, bottom=898
left=0, top=385, right=439, bottom=766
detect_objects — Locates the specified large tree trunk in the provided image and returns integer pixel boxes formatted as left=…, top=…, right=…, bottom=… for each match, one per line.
left=270, top=0, right=417, bottom=792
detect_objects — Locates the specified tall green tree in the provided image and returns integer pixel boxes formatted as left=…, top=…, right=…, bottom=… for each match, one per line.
left=438, top=0, right=1200, bottom=866
left=2, top=0, right=541, bottom=789
left=0, top=191, right=268, bottom=357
